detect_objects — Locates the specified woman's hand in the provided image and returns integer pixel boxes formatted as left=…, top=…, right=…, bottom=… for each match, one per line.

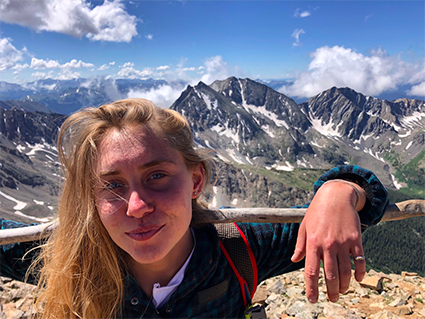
left=291, top=180, right=367, bottom=303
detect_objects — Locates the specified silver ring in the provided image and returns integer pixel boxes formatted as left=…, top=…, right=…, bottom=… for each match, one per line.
left=354, top=255, right=366, bottom=262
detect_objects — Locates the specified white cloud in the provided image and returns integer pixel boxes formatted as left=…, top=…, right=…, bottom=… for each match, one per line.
left=61, top=59, right=94, bottom=69
left=98, top=64, right=110, bottom=71
left=117, top=66, right=152, bottom=79
left=109, top=61, right=115, bottom=66
left=291, top=29, right=305, bottom=47
left=145, top=34, right=153, bottom=40
left=407, top=82, right=425, bottom=97
left=279, top=46, right=421, bottom=98
left=30, top=57, right=93, bottom=70
left=31, top=72, right=48, bottom=79
left=0, top=0, right=138, bottom=43
left=12, top=63, right=29, bottom=72
left=199, top=56, right=235, bottom=85
left=30, top=57, right=61, bottom=69
left=156, top=65, right=170, bottom=70
left=365, top=14, right=374, bottom=22
left=0, top=38, right=24, bottom=71
left=55, top=70, right=81, bottom=80
left=127, top=84, right=186, bottom=108
left=294, top=8, right=311, bottom=18
left=121, top=62, right=134, bottom=68
left=124, top=55, right=243, bottom=107
left=12, top=63, right=30, bottom=74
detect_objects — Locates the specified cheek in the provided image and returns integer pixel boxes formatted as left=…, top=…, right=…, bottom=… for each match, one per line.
left=97, top=201, right=127, bottom=230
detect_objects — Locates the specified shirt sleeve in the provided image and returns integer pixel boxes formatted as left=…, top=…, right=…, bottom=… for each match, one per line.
left=237, top=165, right=389, bottom=283
left=0, top=218, right=39, bottom=283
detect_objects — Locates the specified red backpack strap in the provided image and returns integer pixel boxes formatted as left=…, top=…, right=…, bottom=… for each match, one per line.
left=215, top=223, right=258, bottom=307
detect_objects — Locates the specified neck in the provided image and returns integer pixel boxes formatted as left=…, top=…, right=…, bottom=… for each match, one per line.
left=129, top=228, right=194, bottom=297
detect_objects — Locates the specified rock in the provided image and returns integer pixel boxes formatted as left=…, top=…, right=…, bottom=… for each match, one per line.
left=360, top=275, right=384, bottom=291
left=401, top=271, right=418, bottom=277
left=4, top=268, right=425, bottom=319
left=285, top=300, right=323, bottom=319
left=269, top=280, right=286, bottom=295
left=371, top=310, right=402, bottom=319
left=388, top=298, right=407, bottom=307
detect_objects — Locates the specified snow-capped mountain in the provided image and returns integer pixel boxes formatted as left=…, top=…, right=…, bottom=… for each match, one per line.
left=0, top=77, right=424, bottom=223
left=171, top=78, right=425, bottom=189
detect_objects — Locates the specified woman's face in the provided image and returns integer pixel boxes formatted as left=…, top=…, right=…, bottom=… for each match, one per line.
left=94, top=125, right=204, bottom=267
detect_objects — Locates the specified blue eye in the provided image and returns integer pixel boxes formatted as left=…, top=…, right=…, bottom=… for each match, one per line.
left=149, top=173, right=165, bottom=180
left=104, top=181, right=123, bottom=190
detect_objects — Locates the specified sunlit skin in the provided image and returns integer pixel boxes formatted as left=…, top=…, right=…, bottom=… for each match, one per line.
left=93, top=123, right=367, bottom=303
left=94, top=125, right=204, bottom=296
left=291, top=181, right=367, bottom=303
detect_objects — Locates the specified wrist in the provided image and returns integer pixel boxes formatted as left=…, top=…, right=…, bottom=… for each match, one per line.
left=322, top=179, right=366, bottom=211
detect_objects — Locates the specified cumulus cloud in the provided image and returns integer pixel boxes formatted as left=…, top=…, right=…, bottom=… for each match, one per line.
left=117, top=66, right=152, bottom=79
left=56, top=70, right=81, bottom=80
left=199, top=56, right=238, bottom=85
left=279, top=45, right=422, bottom=98
left=30, top=57, right=94, bottom=70
left=62, top=59, right=94, bottom=69
left=30, top=57, right=61, bottom=69
left=31, top=72, right=49, bottom=79
left=407, top=82, right=425, bottom=97
left=291, top=29, right=305, bottom=47
left=145, top=34, right=153, bottom=40
left=0, top=38, right=24, bottom=71
left=98, top=64, right=110, bottom=71
left=294, top=8, right=311, bottom=18
left=0, top=0, right=138, bottom=42
left=156, top=65, right=170, bottom=70
left=127, top=84, right=186, bottom=108
left=121, top=62, right=134, bottom=68
left=124, top=55, right=243, bottom=107
left=12, top=63, right=29, bottom=71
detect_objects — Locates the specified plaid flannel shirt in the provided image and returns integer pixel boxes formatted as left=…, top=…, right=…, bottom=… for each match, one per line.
left=1, top=165, right=389, bottom=318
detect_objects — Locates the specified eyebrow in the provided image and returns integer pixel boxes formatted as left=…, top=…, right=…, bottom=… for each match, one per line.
left=98, top=159, right=177, bottom=178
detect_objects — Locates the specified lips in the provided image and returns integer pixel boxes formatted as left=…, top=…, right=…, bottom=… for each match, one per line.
left=126, top=225, right=165, bottom=241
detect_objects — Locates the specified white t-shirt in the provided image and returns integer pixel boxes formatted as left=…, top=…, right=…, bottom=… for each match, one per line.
left=151, top=228, right=196, bottom=309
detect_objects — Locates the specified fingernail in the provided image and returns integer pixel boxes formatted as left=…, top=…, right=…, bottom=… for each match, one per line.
left=308, top=297, right=317, bottom=303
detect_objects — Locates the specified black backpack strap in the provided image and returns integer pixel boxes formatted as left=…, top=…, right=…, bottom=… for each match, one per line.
left=215, top=223, right=257, bottom=299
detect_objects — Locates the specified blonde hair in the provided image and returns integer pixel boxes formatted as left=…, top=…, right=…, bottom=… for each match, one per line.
left=32, top=99, right=211, bottom=318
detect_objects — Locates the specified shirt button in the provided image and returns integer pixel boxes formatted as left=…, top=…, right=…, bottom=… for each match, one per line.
left=130, top=297, right=139, bottom=305
left=166, top=307, right=172, bottom=313
left=208, top=258, right=212, bottom=264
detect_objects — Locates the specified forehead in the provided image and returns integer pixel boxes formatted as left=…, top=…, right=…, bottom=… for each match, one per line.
left=95, top=126, right=181, bottom=172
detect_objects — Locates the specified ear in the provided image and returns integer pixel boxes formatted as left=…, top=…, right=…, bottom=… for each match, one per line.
left=191, top=163, right=205, bottom=199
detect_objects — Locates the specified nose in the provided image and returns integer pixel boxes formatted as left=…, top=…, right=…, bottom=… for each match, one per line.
left=126, top=188, right=154, bottom=218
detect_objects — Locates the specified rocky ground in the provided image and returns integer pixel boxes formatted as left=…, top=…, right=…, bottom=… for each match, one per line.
left=2, top=269, right=425, bottom=318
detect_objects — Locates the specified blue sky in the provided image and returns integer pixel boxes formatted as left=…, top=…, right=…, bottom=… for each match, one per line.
left=0, top=0, right=424, bottom=103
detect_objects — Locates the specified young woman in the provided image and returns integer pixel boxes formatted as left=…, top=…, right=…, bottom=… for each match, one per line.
left=1, top=98, right=388, bottom=318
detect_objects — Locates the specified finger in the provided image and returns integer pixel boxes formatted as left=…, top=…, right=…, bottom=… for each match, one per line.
left=351, top=246, right=366, bottom=282
left=303, top=245, right=321, bottom=303
left=337, top=252, right=352, bottom=294
left=291, top=222, right=307, bottom=263
left=323, top=250, right=340, bottom=303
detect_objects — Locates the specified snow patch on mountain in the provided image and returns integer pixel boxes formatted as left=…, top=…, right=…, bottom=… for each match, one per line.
left=0, top=190, right=27, bottom=210
left=310, top=117, right=342, bottom=138
left=401, top=112, right=425, bottom=128
left=210, top=122, right=240, bottom=144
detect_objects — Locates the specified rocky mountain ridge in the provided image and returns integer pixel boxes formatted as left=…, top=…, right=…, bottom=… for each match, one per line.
left=171, top=78, right=425, bottom=191
left=3, top=269, right=425, bottom=319
left=0, top=77, right=424, bottom=223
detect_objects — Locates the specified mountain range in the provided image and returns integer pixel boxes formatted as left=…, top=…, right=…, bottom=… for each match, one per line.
left=0, top=77, right=424, bottom=274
